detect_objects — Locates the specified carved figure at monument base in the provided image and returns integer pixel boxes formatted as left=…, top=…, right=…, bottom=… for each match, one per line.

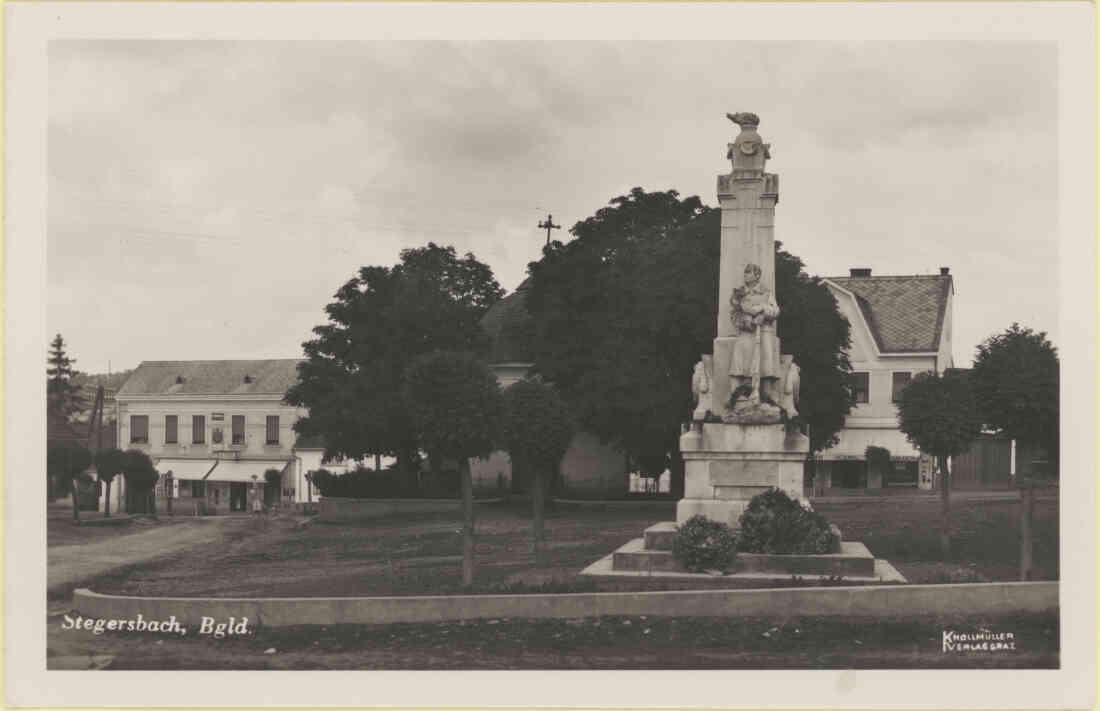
left=690, top=355, right=715, bottom=424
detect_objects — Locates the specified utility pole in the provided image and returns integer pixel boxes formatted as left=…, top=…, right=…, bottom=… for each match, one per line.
left=538, top=214, right=561, bottom=246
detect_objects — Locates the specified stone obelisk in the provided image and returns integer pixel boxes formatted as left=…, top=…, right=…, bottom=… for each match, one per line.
left=678, top=113, right=809, bottom=527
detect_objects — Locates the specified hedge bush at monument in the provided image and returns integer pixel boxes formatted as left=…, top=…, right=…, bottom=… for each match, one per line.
left=737, top=489, right=839, bottom=555
left=672, top=515, right=739, bottom=573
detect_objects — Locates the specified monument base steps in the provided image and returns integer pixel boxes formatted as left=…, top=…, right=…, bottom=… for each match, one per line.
left=581, top=521, right=907, bottom=584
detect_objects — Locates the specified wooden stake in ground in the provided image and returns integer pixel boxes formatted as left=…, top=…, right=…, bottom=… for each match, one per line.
left=939, top=455, right=951, bottom=560
left=1019, top=482, right=1034, bottom=581
left=461, top=459, right=475, bottom=587
left=532, top=462, right=547, bottom=567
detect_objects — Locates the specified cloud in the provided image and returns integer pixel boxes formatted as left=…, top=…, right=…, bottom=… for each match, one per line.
left=47, top=40, right=1059, bottom=371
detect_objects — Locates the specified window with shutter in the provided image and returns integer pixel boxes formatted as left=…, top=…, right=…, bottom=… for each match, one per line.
left=165, top=415, right=178, bottom=444
left=192, top=415, right=206, bottom=444
left=232, top=415, right=245, bottom=445
left=266, top=415, right=280, bottom=445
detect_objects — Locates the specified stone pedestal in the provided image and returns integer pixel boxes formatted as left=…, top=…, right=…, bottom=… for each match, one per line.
left=678, top=422, right=809, bottom=528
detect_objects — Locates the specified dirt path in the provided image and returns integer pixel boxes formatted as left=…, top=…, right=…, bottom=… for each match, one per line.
left=47, top=516, right=253, bottom=596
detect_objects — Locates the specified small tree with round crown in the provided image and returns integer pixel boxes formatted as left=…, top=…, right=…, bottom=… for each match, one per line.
left=502, top=379, right=574, bottom=566
left=404, top=350, right=503, bottom=587
left=896, top=369, right=983, bottom=559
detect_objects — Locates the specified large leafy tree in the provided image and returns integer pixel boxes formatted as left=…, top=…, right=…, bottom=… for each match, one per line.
left=896, top=369, right=984, bottom=559
left=404, top=350, right=504, bottom=587
left=971, top=323, right=1059, bottom=472
left=286, top=243, right=504, bottom=479
left=47, top=334, right=86, bottom=420
left=526, top=189, right=853, bottom=495
left=502, top=379, right=575, bottom=565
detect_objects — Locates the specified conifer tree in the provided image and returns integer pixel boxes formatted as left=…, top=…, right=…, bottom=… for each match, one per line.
left=47, top=334, right=86, bottom=420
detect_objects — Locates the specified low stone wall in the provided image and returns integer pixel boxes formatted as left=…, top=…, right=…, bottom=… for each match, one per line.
left=551, top=498, right=677, bottom=511
left=73, top=581, right=1057, bottom=628
left=317, top=497, right=503, bottom=523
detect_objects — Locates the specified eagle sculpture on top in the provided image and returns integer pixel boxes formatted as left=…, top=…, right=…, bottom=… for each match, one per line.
left=726, top=112, right=760, bottom=127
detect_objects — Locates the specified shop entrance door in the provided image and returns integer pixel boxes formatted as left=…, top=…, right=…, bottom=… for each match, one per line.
left=229, top=483, right=248, bottom=511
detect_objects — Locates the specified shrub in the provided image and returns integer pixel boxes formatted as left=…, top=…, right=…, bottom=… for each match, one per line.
left=672, top=515, right=738, bottom=573
left=737, top=488, right=839, bottom=555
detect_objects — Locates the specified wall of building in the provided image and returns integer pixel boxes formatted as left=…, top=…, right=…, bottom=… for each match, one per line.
left=936, top=288, right=955, bottom=372
left=560, top=431, right=629, bottom=498
left=117, top=398, right=305, bottom=459
left=468, top=431, right=628, bottom=499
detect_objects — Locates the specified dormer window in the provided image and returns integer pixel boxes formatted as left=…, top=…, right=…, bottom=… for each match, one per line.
left=175, top=375, right=185, bottom=384
left=243, top=375, right=253, bottom=384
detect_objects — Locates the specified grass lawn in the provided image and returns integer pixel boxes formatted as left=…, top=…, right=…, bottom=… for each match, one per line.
left=47, top=609, right=1058, bottom=669
left=88, top=495, right=1058, bottom=598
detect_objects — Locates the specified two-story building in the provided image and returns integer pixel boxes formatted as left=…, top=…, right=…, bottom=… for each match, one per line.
left=110, top=359, right=340, bottom=514
left=816, top=267, right=955, bottom=490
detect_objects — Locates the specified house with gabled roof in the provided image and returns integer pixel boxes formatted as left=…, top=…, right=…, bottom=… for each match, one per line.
left=112, top=359, right=343, bottom=514
left=817, top=267, right=955, bottom=490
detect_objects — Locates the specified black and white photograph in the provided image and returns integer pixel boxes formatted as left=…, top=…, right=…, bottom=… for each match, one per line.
left=4, top=2, right=1095, bottom=708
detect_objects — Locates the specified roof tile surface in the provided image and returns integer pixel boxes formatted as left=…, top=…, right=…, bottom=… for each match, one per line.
left=828, top=275, right=951, bottom=353
left=480, top=279, right=535, bottom=364
left=118, top=359, right=302, bottom=397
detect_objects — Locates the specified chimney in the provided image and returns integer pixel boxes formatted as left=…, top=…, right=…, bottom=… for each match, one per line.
left=849, top=268, right=872, bottom=278
left=940, top=267, right=950, bottom=275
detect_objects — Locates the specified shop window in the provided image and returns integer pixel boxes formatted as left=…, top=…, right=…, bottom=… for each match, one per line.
left=850, top=372, right=870, bottom=404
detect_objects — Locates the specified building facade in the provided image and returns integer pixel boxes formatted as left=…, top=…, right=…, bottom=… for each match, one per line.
left=815, top=268, right=955, bottom=490
left=110, top=359, right=341, bottom=514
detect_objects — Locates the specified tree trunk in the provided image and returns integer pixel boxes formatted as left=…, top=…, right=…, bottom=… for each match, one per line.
left=939, top=455, right=951, bottom=560
left=149, top=486, right=158, bottom=520
left=104, top=479, right=112, bottom=517
left=533, top=464, right=547, bottom=567
left=1020, top=484, right=1034, bottom=581
left=460, top=458, right=475, bottom=587
left=375, top=453, right=382, bottom=472
left=70, top=477, right=81, bottom=523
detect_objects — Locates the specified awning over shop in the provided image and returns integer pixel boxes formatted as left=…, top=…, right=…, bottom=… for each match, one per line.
left=815, top=427, right=921, bottom=461
left=154, top=458, right=218, bottom=480
left=204, top=459, right=290, bottom=483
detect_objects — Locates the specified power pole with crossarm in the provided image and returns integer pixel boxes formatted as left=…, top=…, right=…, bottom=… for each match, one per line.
left=538, top=214, right=561, bottom=245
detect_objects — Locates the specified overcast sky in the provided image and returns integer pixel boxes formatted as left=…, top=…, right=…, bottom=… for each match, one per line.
left=48, top=40, right=1058, bottom=374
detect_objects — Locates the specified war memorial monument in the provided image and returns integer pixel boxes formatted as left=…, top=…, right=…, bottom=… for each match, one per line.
left=584, top=114, right=899, bottom=582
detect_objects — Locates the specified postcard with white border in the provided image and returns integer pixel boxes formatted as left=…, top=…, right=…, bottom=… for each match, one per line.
left=4, top=2, right=1095, bottom=708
